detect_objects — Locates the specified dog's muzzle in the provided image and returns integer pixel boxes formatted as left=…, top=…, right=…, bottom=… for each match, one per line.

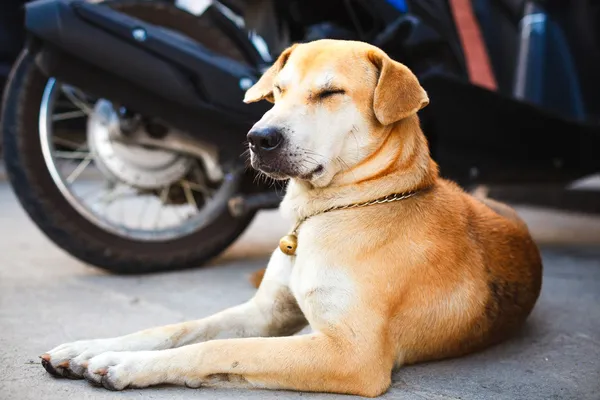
left=247, top=126, right=290, bottom=178
left=247, top=127, right=284, bottom=156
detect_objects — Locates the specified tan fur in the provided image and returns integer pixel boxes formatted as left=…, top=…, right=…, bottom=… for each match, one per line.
left=249, top=267, right=266, bottom=289
left=41, top=40, right=542, bottom=397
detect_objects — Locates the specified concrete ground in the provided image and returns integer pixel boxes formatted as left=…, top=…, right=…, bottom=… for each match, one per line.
left=1, top=180, right=599, bottom=400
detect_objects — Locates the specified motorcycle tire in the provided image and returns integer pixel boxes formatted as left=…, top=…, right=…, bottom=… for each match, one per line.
left=0, top=22, right=256, bottom=274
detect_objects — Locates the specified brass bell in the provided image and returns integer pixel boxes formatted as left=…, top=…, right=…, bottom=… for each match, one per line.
left=279, top=234, right=298, bottom=256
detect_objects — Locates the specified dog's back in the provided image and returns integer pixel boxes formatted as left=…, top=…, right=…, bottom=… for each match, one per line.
left=394, top=180, right=542, bottom=364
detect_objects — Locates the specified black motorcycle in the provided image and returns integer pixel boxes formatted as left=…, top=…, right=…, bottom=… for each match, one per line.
left=1, top=0, right=599, bottom=273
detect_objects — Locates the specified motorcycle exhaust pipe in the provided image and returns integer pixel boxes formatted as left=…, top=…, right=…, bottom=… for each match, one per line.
left=228, top=192, right=284, bottom=216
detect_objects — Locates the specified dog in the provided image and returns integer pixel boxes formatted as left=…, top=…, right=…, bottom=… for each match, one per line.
left=40, top=39, right=542, bottom=397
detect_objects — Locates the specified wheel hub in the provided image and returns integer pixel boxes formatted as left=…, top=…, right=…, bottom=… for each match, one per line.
left=88, top=100, right=192, bottom=190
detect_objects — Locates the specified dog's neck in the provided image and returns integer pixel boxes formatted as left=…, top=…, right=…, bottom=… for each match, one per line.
left=280, top=115, right=439, bottom=221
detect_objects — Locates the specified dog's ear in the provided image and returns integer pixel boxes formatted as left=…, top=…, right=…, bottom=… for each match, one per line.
left=243, top=44, right=298, bottom=104
left=368, top=49, right=429, bottom=125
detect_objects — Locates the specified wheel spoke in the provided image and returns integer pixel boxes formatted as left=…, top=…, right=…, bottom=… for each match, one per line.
left=181, top=179, right=213, bottom=197
left=153, top=186, right=170, bottom=229
left=173, top=206, right=190, bottom=224
left=137, top=197, right=152, bottom=228
left=52, top=110, right=86, bottom=122
left=53, top=136, right=88, bottom=151
left=98, top=183, right=121, bottom=208
left=180, top=180, right=198, bottom=209
left=78, top=184, right=106, bottom=201
left=54, top=151, right=91, bottom=160
left=97, top=184, right=129, bottom=226
left=66, top=154, right=93, bottom=184
left=61, top=85, right=94, bottom=115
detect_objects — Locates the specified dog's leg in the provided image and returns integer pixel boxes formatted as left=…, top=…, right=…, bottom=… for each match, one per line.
left=82, top=333, right=392, bottom=397
left=41, top=250, right=307, bottom=379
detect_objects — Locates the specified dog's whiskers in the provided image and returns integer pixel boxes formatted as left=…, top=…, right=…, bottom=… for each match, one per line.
left=298, top=147, right=356, bottom=179
left=350, top=128, right=361, bottom=165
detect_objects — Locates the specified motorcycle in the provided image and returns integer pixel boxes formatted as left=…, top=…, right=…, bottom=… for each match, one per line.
left=1, top=0, right=599, bottom=274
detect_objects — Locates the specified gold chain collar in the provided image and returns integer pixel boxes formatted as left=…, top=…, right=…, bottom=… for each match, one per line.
left=279, top=188, right=428, bottom=256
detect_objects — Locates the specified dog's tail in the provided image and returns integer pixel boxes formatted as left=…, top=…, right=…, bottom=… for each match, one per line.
left=480, top=197, right=528, bottom=229
left=472, top=187, right=529, bottom=231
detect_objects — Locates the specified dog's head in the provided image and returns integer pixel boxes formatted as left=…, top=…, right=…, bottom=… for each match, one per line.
left=244, top=40, right=428, bottom=187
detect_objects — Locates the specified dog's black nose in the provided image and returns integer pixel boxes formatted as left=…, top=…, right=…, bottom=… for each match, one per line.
left=247, top=127, right=283, bottom=152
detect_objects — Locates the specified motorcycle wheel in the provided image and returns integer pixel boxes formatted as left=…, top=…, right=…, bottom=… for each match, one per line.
left=0, top=5, right=257, bottom=274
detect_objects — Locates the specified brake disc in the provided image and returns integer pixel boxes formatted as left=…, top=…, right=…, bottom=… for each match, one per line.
left=88, top=100, right=193, bottom=190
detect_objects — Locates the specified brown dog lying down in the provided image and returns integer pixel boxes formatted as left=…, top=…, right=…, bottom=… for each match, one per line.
left=40, top=40, right=542, bottom=397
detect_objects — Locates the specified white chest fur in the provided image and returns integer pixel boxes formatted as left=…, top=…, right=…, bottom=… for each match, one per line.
left=287, top=225, right=357, bottom=332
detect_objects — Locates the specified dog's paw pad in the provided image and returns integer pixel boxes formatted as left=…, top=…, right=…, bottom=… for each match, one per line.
left=83, top=352, right=135, bottom=391
left=101, top=372, right=123, bottom=391
left=40, top=339, right=111, bottom=379
left=41, top=357, right=60, bottom=377
left=83, top=368, right=103, bottom=386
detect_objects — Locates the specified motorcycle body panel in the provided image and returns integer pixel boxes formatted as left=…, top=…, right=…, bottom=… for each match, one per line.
left=25, top=0, right=270, bottom=163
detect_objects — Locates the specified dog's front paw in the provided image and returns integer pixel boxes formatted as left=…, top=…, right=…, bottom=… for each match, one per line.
left=41, top=339, right=115, bottom=379
left=83, top=351, right=155, bottom=390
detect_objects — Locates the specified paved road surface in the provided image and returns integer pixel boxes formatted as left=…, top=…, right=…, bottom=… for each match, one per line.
left=1, top=182, right=599, bottom=400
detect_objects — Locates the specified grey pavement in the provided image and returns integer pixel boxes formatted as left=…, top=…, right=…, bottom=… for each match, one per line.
left=1, top=181, right=599, bottom=400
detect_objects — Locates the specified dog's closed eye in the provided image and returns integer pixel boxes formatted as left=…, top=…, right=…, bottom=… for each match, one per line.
left=318, top=89, right=345, bottom=100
